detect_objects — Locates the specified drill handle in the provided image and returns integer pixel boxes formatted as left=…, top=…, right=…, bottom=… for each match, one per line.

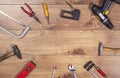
left=100, top=0, right=112, bottom=13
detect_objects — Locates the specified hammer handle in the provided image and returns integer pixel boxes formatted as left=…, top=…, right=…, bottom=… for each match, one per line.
left=97, top=68, right=107, bottom=77
left=0, top=52, right=13, bottom=62
left=104, top=47, right=120, bottom=52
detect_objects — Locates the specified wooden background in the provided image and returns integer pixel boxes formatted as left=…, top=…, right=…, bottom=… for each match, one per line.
left=0, top=0, right=120, bottom=78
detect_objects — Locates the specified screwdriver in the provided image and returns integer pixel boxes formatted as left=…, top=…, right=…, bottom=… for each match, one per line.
left=43, top=3, right=50, bottom=24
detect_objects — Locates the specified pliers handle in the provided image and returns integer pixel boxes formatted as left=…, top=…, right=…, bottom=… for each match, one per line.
left=21, top=3, right=35, bottom=17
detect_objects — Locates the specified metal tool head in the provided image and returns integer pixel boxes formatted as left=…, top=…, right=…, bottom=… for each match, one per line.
left=83, top=60, right=95, bottom=71
left=98, top=42, right=103, bottom=56
left=12, top=45, right=22, bottom=59
left=33, top=16, right=41, bottom=23
left=68, top=64, right=76, bottom=71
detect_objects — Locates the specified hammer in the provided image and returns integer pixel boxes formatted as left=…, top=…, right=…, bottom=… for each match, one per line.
left=98, top=42, right=120, bottom=56
left=0, top=44, right=22, bottom=62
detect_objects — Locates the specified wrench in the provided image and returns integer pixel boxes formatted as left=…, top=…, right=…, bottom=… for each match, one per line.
left=52, top=66, right=57, bottom=78
left=68, top=64, right=78, bottom=78
left=0, top=11, right=30, bottom=39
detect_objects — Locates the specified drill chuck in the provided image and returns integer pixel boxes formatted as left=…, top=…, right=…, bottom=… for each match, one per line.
left=92, top=4, right=113, bottom=29
left=104, top=18, right=113, bottom=29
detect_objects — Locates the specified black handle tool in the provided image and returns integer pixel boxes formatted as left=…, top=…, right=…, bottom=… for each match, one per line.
left=60, top=1, right=80, bottom=20
left=92, top=4, right=113, bottom=29
left=91, top=0, right=120, bottom=29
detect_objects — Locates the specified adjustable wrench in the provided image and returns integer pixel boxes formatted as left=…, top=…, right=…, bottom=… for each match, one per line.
left=0, top=11, right=30, bottom=39
left=68, top=64, right=78, bottom=78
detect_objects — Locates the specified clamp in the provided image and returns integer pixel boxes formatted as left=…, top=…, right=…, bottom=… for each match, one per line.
left=84, top=60, right=107, bottom=78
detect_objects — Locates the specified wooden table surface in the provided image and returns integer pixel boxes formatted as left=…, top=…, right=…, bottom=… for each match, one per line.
left=0, top=0, right=120, bottom=78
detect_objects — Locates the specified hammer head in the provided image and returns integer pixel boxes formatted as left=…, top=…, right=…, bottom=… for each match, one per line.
left=98, top=42, right=103, bottom=56
left=12, top=45, right=22, bottom=59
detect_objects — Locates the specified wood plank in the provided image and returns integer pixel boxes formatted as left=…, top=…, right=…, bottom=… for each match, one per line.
left=0, top=0, right=120, bottom=78
left=0, top=0, right=99, bottom=5
left=0, top=55, right=120, bottom=78
left=0, top=4, right=120, bottom=30
left=0, top=30, right=120, bottom=56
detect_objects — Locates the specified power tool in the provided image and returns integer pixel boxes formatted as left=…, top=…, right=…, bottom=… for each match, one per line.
left=91, top=0, right=120, bottom=29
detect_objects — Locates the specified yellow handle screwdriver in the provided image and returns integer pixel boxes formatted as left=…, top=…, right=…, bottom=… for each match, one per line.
left=43, top=3, right=50, bottom=24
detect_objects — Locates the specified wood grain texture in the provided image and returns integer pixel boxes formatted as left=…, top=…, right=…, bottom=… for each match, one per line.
left=0, top=0, right=120, bottom=78
left=0, top=0, right=99, bottom=4
left=0, top=4, right=120, bottom=30
left=0, top=30, right=120, bottom=56
left=0, top=55, right=120, bottom=78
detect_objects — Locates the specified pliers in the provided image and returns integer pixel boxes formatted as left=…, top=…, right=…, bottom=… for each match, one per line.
left=21, top=3, right=41, bottom=23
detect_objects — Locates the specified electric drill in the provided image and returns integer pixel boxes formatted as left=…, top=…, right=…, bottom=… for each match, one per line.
left=92, top=0, right=120, bottom=29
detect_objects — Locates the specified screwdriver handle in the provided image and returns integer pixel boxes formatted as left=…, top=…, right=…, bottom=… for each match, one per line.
left=43, top=3, right=49, bottom=17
